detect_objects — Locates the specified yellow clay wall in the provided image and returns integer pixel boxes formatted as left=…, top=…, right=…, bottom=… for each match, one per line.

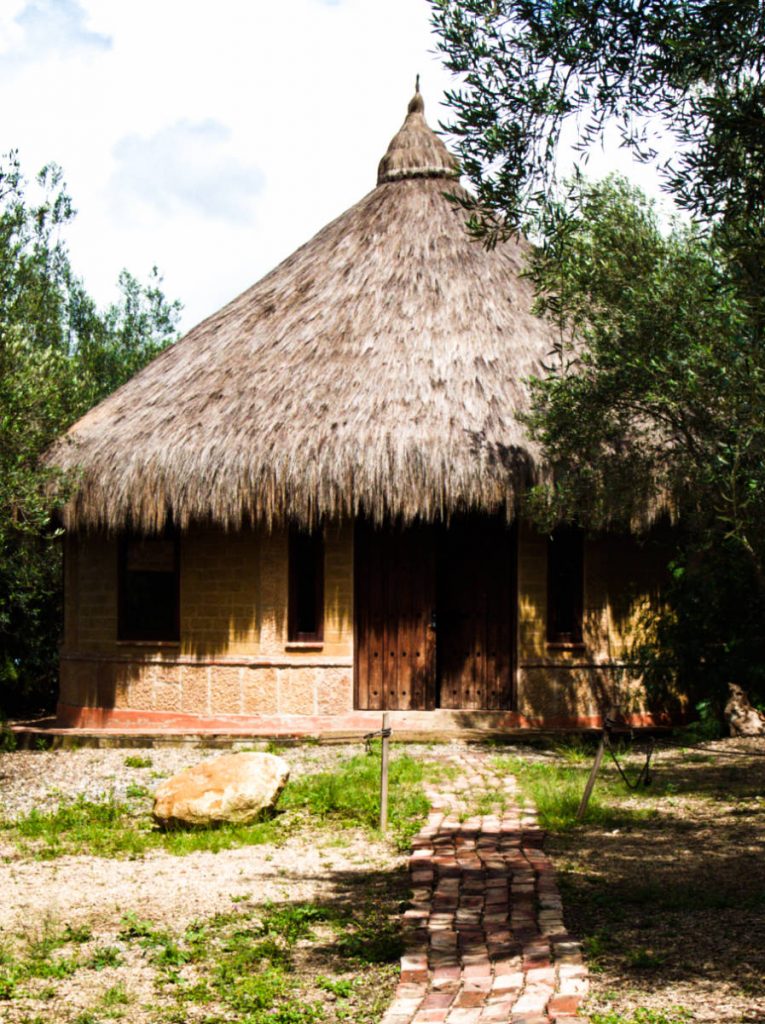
left=59, top=523, right=354, bottom=718
left=515, top=521, right=667, bottom=722
left=59, top=520, right=667, bottom=723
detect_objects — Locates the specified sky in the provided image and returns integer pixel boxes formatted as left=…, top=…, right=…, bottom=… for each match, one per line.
left=0, top=0, right=664, bottom=333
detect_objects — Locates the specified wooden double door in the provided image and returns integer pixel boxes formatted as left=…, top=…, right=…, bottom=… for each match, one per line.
left=354, top=516, right=516, bottom=711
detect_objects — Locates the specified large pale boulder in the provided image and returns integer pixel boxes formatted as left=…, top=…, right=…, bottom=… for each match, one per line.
left=724, top=683, right=765, bottom=738
left=152, top=752, right=290, bottom=827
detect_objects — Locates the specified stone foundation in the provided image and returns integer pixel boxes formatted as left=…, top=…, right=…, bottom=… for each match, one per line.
left=58, top=656, right=354, bottom=719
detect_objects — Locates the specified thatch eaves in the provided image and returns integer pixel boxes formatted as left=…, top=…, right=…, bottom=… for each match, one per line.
left=48, top=86, right=557, bottom=533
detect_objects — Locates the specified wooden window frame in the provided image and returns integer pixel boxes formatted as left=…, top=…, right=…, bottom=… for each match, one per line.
left=546, top=525, right=584, bottom=647
left=288, top=526, right=324, bottom=644
left=117, top=531, right=180, bottom=643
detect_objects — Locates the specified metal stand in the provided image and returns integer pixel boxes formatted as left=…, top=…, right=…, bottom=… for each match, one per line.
left=380, top=712, right=390, bottom=832
left=364, top=713, right=392, bottom=832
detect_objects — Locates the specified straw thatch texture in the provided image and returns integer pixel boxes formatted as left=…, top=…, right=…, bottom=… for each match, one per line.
left=378, top=89, right=459, bottom=184
left=48, top=93, right=558, bottom=533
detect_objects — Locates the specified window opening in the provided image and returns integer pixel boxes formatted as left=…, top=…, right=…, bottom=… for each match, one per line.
left=118, top=533, right=179, bottom=642
left=288, top=527, right=324, bottom=642
left=547, top=525, right=583, bottom=644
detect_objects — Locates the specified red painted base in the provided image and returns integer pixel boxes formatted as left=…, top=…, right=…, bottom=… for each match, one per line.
left=53, top=702, right=671, bottom=736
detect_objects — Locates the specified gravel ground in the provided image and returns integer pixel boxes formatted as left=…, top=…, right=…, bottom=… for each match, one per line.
left=0, top=741, right=468, bottom=820
left=548, top=737, right=765, bottom=1024
left=0, top=741, right=430, bottom=1024
left=0, top=741, right=467, bottom=937
left=3, top=735, right=762, bottom=1024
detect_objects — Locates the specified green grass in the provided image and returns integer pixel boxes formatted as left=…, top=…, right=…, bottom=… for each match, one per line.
left=491, top=755, right=658, bottom=831
left=99, top=982, right=131, bottom=1008
left=117, top=899, right=400, bottom=1023
left=591, top=1009, right=691, bottom=1024
left=0, top=923, right=84, bottom=999
left=86, top=945, right=124, bottom=970
left=2, top=791, right=289, bottom=859
left=2, top=748, right=441, bottom=859
left=281, top=747, right=448, bottom=851
left=123, top=755, right=153, bottom=769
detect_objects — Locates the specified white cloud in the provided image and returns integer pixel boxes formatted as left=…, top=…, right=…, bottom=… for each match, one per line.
left=0, top=0, right=664, bottom=334
left=2, top=0, right=110, bottom=66
left=111, top=120, right=264, bottom=223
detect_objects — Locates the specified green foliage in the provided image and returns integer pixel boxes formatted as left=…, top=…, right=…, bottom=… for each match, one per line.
left=2, top=751, right=437, bottom=859
left=0, top=712, right=16, bottom=752
left=315, top=976, right=354, bottom=998
left=0, top=922, right=86, bottom=998
left=86, top=945, right=123, bottom=971
left=524, top=179, right=763, bottom=539
left=432, top=4, right=765, bottom=710
left=635, top=542, right=765, bottom=711
left=281, top=748, right=434, bottom=850
left=116, top=898, right=398, bottom=1023
left=334, top=903, right=403, bottom=964
left=590, top=1009, right=691, bottom=1024
left=123, top=755, right=153, bottom=769
left=4, top=794, right=283, bottom=859
left=99, top=983, right=131, bottom=1008
left=431, top=0, right=765, bottom=234
left=0, top=152, right=181, bottom=715
left=625, top=947, right=666, bottom=970
left=62, top=924, right=93, bottom=944
left=492, top=754, right=656, bottom=831
left=519, top=179, right=765, bottom=708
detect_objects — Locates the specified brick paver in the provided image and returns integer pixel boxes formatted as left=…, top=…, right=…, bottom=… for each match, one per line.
left=382, top=752, right=588, bottom=1024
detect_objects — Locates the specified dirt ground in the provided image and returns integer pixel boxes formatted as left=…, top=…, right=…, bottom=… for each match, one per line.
left=547, top=737, right=765, bottom=1024
left=0, top=744, right=414, bottom=1024
left=0, top=739, right=763, bottom=1023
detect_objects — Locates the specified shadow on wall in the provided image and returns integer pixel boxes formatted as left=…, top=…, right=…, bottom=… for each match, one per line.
left=59, top=522, right=354, bottom=716
left=519, top=525, right=674, bottom=724
left=178, top=524, right=274, bottom=659
left=178, top=521, right=352, bottom=659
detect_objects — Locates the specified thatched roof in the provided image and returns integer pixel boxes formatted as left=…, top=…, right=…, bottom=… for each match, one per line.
left=49, top=84, right=558, bottom=532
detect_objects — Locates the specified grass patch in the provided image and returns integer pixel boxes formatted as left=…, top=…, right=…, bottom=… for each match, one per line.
left=2, top=748, right=442, bottom=859
left=281, top=747, right=445, bottom=851
left=492, top=755, right=657, bottom=831
left=123, top=755, right=153, bottom=769
left=100, top=981, right=131, bottom=1007
left=114, top=898, right=401, bottom=1023
left=1, top=792, right=290, bottom=859
left=591, top=1010, right=691, bottom=1024
left=0, top=923, right=84, bottom=999
left=87, top=945, right=124, bottom=970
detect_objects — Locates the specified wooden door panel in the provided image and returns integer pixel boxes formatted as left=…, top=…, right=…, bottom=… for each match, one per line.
left=437, top=517, right=515, bottom=710
left=355, top=523, right=436, bottom=710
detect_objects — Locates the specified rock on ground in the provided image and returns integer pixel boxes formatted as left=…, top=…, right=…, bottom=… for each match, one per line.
left=725, top=683, right=765, bottom=737
left=152, top=751, right=290, bottom=826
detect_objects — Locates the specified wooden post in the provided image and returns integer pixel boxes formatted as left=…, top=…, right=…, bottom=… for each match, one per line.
left=576, top=731, right=606, bottom=822
left=380, top=711, right=390, bottom=832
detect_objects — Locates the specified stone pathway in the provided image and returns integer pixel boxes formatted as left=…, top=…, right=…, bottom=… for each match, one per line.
left=383, top=752, right=588, bottom=1024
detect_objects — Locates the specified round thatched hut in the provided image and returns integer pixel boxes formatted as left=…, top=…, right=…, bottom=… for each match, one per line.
left=50, top=86, right=666, bottom=733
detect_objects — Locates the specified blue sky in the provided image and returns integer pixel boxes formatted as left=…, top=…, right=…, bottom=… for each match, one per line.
left=0, top=0, right=662, bottom=331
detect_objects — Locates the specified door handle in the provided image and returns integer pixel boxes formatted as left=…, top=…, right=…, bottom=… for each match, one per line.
left=429, top=610, right=437, bottom=631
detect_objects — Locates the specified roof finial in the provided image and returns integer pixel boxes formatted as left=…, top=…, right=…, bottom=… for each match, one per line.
left=377, top=79, right=460, bottom=185
left=408, top=76, right=425, bottom=116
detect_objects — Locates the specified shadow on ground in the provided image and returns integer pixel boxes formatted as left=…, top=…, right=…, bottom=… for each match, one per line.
left=546, top=741, right=765, bottom=1023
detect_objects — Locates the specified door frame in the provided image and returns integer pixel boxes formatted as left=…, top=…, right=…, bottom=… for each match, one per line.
left=353, top=516, right=518, bottom=711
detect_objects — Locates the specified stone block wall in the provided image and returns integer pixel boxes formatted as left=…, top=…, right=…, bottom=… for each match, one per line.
left=59, top=523, right=354, bottom=720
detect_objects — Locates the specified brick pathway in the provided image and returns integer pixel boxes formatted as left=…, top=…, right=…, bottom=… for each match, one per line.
left=383, top=752, right=588, bottom=1024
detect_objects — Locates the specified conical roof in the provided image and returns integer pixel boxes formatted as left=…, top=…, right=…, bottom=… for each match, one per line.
left=50, top=86, right=556, bottom=532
